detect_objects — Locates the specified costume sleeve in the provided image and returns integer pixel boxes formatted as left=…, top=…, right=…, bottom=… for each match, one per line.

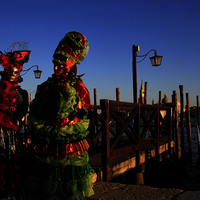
left=73, top=81, right=91, bottom=110
left=13, top=89, right=28, bottom=120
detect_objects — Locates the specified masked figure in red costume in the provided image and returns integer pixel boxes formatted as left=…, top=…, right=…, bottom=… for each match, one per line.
left=0, top=50, right=30, bottom=199
left=25, top=32, right=94, bottom=200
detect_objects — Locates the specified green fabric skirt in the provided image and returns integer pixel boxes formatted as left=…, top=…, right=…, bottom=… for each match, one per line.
left=25, top=152, right=94, bottom=200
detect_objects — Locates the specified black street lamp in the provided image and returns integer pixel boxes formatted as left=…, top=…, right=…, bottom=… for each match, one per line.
left=132, top=45, right=163, bottom=103
left=21, top=65, right=42, bottom=79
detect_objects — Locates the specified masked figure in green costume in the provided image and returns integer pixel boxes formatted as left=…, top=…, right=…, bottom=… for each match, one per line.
left=25, top=32, right=94, bottom=200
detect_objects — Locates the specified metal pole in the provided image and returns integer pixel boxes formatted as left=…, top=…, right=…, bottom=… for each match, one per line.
left=132, top=45, right=137, bottom=103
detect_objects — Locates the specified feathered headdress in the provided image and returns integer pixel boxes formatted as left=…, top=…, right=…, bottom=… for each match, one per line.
left=0, top=50, right=31, bottom=71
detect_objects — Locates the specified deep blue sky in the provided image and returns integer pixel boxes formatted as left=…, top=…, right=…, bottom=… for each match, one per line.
left=1, top=0, right=200, bottom=106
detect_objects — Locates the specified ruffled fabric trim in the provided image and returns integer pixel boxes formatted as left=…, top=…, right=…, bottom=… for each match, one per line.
left=32, top=139, right=90, bottom=157
left=29, top=77, right=90, bottom=125
left=25, top=171, right=94, bottom=200
left=0, top=158, right=22, bottom=190
left=25, top=159, right=94, bottom=200
left=31, top=151, right=90, bottom=167
left=0, top=111, right=19, bottom=131
left=34, top=118, right=90, bottom=143
left=45, top=116, right=80, bottom=127
left=29, top=79, right=79, bottom=124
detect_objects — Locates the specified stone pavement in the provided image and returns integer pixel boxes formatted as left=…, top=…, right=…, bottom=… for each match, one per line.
left=86, top=181, right=200, bottom=200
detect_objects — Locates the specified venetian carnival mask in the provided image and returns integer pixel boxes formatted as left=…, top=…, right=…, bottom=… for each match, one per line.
left=0, top=50, right=31, bottom=83
left=5, top=65, right=21, bottom=82
left=53, top=59, right=75, bottom=77
left=54, top=64, right=65, bottom=76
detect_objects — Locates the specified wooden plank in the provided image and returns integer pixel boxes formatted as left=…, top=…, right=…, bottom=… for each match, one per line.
left=89, top=140, right=175, bottom=181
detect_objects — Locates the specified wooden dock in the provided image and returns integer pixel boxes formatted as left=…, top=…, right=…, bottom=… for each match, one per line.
left=86, top=99, right=175, bottom=183
left=89, top=140, right=175, bottom=182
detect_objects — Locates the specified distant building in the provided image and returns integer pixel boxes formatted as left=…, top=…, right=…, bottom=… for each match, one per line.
left=139, top=80, right=145, bottom=104
left=162, top=93, right=181, bottom=113
left=162, top=93, right=170, bottom=104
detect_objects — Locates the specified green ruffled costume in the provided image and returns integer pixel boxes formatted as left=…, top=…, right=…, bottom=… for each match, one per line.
left=25, top=76, right=94, bottom=200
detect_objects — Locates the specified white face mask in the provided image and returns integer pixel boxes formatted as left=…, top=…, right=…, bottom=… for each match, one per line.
left=6, top=66, right=21, bottom=82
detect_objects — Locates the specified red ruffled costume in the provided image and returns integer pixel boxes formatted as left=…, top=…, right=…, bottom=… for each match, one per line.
left=0, top=51, right=29, bottom=198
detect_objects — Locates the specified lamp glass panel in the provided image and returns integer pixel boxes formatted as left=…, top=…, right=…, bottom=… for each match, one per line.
left=156, top=56, right=162, bottom=66
left=150, top=55, right=162, bottom=66
left=34, top=70, right=42, bottom=78
left=150, top=56, right=156, bottom=66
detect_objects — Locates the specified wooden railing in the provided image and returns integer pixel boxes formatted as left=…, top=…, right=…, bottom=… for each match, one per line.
left=100, top=99, right=172, bottom=181
left=87, top=105, right=102, bottom=149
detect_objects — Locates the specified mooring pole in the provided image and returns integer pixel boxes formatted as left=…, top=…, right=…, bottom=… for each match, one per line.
left=186, top=93, right=192, bottom=162
left=94, top=88, right=97, bottom=105
left=116, top=87, right=120, bottom=101
left=179, top=85, right=185, bottom=158
left=173, top=90, right=181, bottom=160
left=159, top=91, right=162, bottom=105
left=197, top=96, right=200, bottom=155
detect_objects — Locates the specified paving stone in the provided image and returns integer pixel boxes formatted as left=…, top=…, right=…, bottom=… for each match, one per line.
left=86, top=182, right=200, bottom=200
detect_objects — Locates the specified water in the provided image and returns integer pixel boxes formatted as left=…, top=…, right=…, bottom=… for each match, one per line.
left=178, top=125, right=200, bottom=190
left=111, top=125, right=200, bottom=190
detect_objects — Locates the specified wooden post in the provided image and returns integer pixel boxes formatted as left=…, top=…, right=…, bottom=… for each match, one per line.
left=135, top=104, right=144, bottom=185
left=94, top=88, right=97, bottom=105
left=30, top=93, right=32, bottom=103
left=88, top=105, right=95, bottom=148
left=197, top=96, right=200, bottom=155
left=186, top=93, right=192, bottom=161
left=101, top=99, right=111, bottom=182
left=168, top=105, right=173, bottom=156
left=116, top=87, right=120, bottom=101
left=156, top=105, right=160, bottom=156
left=154, top=104, right=162, bottom=183
left=115, top=88, right=120, bottom=143
left=173, top=90, right=181, bottom=160
left=159, top=91, right=162, bottom=105
left=197, top=96, right=200, bottom=127
left=171, top=94, right=175, bottom=141
left=179, top=85, right=185, bottom=158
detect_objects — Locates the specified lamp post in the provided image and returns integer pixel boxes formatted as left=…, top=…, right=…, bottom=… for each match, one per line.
left=132, top=45, right=163, bottom=103
left=21, top=65, right=42, bottom=79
